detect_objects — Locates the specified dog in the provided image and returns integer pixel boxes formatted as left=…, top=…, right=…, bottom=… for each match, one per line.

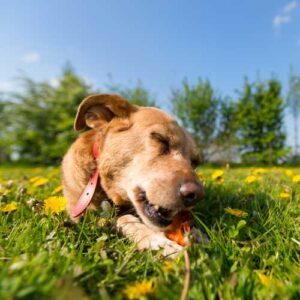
left=62, top=94, right=204, bottom=257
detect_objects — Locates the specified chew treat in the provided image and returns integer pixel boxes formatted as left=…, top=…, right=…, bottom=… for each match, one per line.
left=165, top=211, right=191, bottom=246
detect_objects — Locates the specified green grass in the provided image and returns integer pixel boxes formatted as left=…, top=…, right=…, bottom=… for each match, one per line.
left=0, top=166, right=300, bottom=299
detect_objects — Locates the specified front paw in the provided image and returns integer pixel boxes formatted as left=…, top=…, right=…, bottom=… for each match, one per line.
left=139, top=233, right=183, bottom=259
left=116, top=214, right=183, bottom=258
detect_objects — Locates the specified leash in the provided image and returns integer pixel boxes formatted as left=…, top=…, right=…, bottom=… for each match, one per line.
left=71, top=142, right=100, bottom=218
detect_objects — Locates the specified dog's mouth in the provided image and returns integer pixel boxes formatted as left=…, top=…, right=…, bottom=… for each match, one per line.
left=136, top=189, right=173, bottom=228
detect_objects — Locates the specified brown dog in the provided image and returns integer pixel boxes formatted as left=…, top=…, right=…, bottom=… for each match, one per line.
left=62, top=94, right=203, bottom=257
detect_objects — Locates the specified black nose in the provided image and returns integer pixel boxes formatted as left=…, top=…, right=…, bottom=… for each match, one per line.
left=180, top=181, right=204, bottom=207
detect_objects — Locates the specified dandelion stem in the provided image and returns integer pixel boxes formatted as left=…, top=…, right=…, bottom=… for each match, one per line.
left=181, top=249, right=190, bottom=300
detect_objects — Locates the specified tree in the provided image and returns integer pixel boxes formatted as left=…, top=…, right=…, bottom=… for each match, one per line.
left=287, top=69, right=300, bottom=157
left=237, top=78, right=288, bottom=164
left=215, top=98, right=239, bottom=162
left=107, top=80, right=156, bottom=106
left=171, top=78, right=219, bottom=162
left=0, top=95, right=13, bottom=162
left=9, top=65, right=93, bottom=164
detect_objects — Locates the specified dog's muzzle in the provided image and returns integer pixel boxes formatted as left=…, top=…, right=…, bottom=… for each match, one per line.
left=136, top=189, right=173, bottom=227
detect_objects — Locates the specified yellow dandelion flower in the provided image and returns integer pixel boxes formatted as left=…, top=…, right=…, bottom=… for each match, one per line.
left=257, top=272, right=272, bottom=286
left=245, top=175, right=259, bottom=184
left=225, top=163, right=230, bottom=170
left=285, top=170, right=293, bottom=177
left=292, top=175, right=300, bottom=183
left=252, top=168, right=266, bottom=176
left=162, top=260, right=175, bottom=273
left=124, top=280, right=155, bottom=299
left=0, top=188, right=11, bottom=196
left=29, top=176, right=41, bottom=183
left=1, top=202, right=17, bottom=213
left=32, top=177, right=49, bottom=187
left=197, top=171, right=204, bottom=180
left=256, top=272, right=283, bottom=289
left=279, top=192, right=290, bottom=200
left=44, top=196, right=66, bottom=214
left=51, top=185, right=63, bottom=195
left=224, top=207, right=248, bottom=218
left=211, top=170, right=224, bottom=181
left=97, top=217, right=106, bottom=227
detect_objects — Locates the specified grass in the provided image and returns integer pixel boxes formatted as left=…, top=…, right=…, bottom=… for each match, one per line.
left=0, top=166, right=300, bottom=299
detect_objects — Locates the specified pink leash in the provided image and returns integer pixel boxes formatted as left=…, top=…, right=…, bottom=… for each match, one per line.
left=71, top=142, right=100, bottom=218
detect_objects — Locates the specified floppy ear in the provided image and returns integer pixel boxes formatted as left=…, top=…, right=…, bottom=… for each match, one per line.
left=74, top=94, right=134, bottom=131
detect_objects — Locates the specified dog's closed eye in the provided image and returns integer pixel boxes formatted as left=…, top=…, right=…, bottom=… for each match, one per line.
left=150, top=132, right=170, bottom=155
left=191, top=154, right=201, bottom=168
left=191, top=158, right=199, bottom=168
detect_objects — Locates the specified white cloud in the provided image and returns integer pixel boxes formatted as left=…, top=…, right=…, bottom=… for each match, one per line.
left=21, top=52, right=40, bottom=63
left=0, top=80, right=13, bottom=92
left=49, top=78, right=60, bottom=88
left=273, top=15, right=291, bottom=27
left=283, top=1, right=298, bottom=13
left=273, top=1, right=298, bottom=28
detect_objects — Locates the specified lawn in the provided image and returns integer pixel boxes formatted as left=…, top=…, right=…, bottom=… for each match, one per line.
left=0, top=166, right=300, bottom=299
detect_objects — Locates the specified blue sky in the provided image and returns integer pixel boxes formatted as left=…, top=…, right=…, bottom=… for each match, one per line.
left=1, top=0, right=300, bottom=145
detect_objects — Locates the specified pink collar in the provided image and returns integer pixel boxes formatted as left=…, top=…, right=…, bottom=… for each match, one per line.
left=71, top=142, right=100, bottom=218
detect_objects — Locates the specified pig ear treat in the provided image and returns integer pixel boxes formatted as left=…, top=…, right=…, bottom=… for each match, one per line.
left=165, top=211, right=209, bottom=246
left=165, top=211, right=191, bottom=246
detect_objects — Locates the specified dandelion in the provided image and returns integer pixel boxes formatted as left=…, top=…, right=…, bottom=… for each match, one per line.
left=252, top=168, right=266, bottom=176
left=1, top=202, right=17, bottom=213
left=0, top=188, right=10, bottom=196
left=51, top=185, right=63, bottom=195
left=256, top=272, right=283, bottom=289
left=30, top=177, right=49, bottom=187
left=224, top=207, right=248, bottom=218
left=197, top=171, right=204, bottom=180
left=29, top=176, right=41, bottom=183
left=97, top=217, right=106, bottom=227
left=279, top=192, right=290, bottom=200
left=257, top=272, right=272, bottom=286
left=124, top=279, right=155, bottom=299
left=32, top=177, right=49, bottom=187
left=245, top=175, right=259, bottom=184
left=292, top=175, right=300, bottom=183
left=162, top=260, right=175, bottom=273
left=285, top=170, right=293, bottom=177
left=211, top=170, right=224, bottom=183
left=44, top=196, right=66, bottom=214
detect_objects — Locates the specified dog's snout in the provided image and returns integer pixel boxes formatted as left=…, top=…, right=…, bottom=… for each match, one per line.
left=180, top=181, right=203, bottom=207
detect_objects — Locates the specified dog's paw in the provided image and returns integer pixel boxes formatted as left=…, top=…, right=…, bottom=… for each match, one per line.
left=116, top=214, right=182, bottom=259
left=139, top=233, right=183, bottom=259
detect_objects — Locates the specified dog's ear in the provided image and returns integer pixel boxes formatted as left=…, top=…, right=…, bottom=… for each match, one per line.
left=74, top=94, right=135, bottom=131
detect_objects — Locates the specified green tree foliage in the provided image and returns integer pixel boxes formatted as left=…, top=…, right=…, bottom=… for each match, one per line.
left=216, top=99, right=239, bottom=162
left=171, top=78, right=230, bottom=162
left=287, top=69, right=300, bottom=157
left=107, top=80, right=155, bottom=106
left=0, top=67, right=156, bottom=165
left=171, top=79, right=217, bottom=161
left=237, top=78, right=288, bottom=164
left=0, top=95, right=14, bottom=162
left=8, top=66, right=93, bottom=164
left=0, top=66, right=293, bottom=166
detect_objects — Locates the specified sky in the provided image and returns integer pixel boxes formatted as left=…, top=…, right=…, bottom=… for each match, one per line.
left=0, top=0, right=300, bottom=146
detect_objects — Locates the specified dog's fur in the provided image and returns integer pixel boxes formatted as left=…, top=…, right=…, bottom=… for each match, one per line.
left=62, top=94, right=203, bottom=257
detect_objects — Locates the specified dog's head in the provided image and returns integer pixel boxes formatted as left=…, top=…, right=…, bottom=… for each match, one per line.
left=75, top=94, right=204, bottom=231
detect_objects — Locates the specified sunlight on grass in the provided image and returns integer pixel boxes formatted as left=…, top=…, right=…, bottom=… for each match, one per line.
left=0, top=166, right=299, bottom=299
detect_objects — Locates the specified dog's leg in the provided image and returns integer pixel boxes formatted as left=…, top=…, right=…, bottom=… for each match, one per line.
left=116, top=214, right=182, bottom=258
